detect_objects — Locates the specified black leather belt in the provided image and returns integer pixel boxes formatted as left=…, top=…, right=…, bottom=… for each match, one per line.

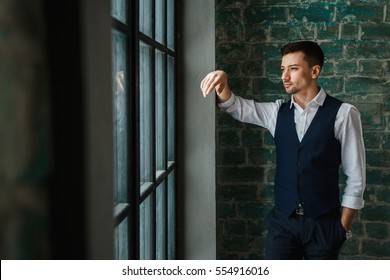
left=294, top=205, right=340, bottom=217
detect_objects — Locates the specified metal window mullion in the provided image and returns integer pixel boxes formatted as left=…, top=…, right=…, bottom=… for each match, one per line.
left=151, top=188, right=157, bottom=259
left=151, top=48, right=157, bottom=196
left=150, top=0, right=158, bottom=260
left=151, top=44, right=159, bottom=261
left=172, top=0, right=177, bottom=259
left=138, top=33, right=175, bottom=57
left=114, top=203, right=131, bottom=226
left=163, top=0, right=169, bottom=258
left=152, top=0, right=156, bottom=40
left=132, top=0, right=142, bottom=260
left=140, top=0, right=156, bottom=260
left=139, top=165, right=175, bottom=203
left=136, top=0, right=157, bottom=260
left=112, top=18, right=129, bottom=34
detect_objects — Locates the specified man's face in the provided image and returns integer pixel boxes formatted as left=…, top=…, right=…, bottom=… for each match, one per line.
left=280, top=51, right=317, bottom=95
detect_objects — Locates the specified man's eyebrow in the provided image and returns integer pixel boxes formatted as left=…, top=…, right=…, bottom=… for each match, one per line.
left=281, top=64, right=300, bottom=68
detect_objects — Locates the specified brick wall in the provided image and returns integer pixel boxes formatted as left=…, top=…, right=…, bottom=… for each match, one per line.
left=216, top=0, right=390, bottom=259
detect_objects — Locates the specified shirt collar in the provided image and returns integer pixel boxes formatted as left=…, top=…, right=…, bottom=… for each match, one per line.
left=289, top=87, right=326, bottom=109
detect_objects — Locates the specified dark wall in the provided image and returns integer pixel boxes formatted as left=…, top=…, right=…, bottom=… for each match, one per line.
left=0, top=0, right=51, bottom=259
left=0, top=0, right=93, bottom=259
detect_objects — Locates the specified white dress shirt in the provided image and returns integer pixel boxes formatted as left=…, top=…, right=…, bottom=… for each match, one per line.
left=218, top=88, right=366, bottom=210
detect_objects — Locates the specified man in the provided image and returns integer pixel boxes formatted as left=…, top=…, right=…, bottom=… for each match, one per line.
left=200, top=41, right=365, bottom=259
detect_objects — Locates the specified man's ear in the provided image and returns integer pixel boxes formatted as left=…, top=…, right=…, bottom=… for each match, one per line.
left=311, top=65, right=321, bottom=79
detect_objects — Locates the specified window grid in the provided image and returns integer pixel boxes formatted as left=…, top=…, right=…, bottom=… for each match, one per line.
left=111, top=0, right=176, bottom=260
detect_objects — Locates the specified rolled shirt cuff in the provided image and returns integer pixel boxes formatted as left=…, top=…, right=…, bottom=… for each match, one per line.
left=218, top=92, right=236, bottom=109
left=341, top=195, right=365, bottom=210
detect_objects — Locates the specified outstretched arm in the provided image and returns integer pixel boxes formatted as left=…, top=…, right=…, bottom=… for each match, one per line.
left=200, top=70, right=231, bottom=103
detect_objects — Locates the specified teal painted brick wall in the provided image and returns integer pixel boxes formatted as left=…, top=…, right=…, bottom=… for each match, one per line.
left=216, top=0, right=390, bottom=259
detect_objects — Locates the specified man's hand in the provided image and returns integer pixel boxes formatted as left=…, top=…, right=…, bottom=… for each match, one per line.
left=200, top=70, right=231, bottom=103
left=341, top=207, right=357, bottom=231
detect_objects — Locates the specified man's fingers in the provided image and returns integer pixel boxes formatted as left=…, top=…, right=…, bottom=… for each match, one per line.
left=200, top=75, right=210, bottom=91
left=201, top=73, right=219, bottom=97
left=204, top=80, right=216, bottom=97
left=200, top=75, right=210, bottom=96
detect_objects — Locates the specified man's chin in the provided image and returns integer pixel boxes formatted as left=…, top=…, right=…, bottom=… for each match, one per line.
left=285, top=89, right=298, bottom=95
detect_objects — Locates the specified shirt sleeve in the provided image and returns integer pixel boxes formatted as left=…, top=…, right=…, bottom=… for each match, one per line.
left=336, top=104, right=366, bottom=210
left=218, top=92, right=282, bottom=136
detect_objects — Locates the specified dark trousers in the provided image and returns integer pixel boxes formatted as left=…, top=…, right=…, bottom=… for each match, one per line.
left=265, top=207, right=346, bottom=260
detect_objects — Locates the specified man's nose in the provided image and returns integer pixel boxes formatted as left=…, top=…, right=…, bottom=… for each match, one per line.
left=281, top=70, right=289, bottom=81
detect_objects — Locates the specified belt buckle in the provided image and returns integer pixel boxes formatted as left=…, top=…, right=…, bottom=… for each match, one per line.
left=295, top=205, right=304, bottom=216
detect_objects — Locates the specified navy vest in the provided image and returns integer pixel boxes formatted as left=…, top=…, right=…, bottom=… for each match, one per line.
left=274, top=94, right=343, bottom=218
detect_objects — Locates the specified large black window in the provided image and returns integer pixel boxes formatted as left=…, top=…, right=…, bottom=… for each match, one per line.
left=111, top=0, right=176, bottom=260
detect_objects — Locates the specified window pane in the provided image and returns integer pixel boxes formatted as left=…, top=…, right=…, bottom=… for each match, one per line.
left=156, top=182, right=167, bottom=259
left=111, top=0, right=127, bottom=24
left=155, top=0, right=166, bottom=45
left=140, top=195, right=153, bottom=259
left=167, top=0, right=175, bottom=50
left=140, top=0, right=153, bottom=37
left=156, top=50, right=166, bottom=171
left=167, top=55, right=175, bottom=162
left=115, top=218, right=129, bottom=260
left=140, top=42, right=153, bottom=184
left=112, top=31, right=128, bottom=203
left=168, top=171, right=175, bottom=259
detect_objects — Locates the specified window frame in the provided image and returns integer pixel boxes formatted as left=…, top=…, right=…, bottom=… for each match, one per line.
left=111, top=0, right=177, bottom=260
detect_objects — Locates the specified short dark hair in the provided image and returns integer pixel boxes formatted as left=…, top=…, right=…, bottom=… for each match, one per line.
left=280, top=41, right=324, bottom=68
